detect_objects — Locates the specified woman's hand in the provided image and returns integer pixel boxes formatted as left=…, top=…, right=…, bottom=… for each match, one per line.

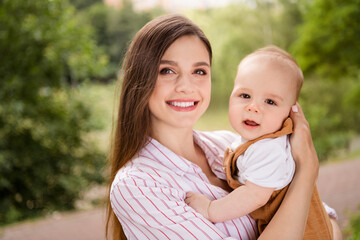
left=289, top=102, right=319, bottom=182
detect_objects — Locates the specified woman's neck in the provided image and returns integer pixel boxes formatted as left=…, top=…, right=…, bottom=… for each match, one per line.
left=151, top=125, right=198, bottom=162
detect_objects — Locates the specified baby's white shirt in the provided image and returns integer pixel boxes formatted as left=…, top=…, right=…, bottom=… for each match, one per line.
left=231, top=135, right=295, bottom=190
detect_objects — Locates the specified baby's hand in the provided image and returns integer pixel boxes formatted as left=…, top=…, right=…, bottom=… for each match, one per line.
left=185, top=192, right=212, bottom=220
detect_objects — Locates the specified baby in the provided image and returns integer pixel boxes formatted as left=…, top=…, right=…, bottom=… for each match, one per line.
left=185, top=46, right=333, bottom=239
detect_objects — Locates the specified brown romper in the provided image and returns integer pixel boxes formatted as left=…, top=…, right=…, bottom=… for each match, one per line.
left=223, top=118, right=333, bottom=239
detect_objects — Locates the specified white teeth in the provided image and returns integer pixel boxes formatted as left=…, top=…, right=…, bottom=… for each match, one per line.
left=169, top=102, right=195, bottom=107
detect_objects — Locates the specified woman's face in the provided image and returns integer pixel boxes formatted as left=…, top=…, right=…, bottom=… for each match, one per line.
left=148, top=35, right=211, bottom=132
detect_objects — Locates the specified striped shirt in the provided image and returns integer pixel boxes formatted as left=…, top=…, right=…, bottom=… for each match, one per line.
left=110, top=130, right=258, bottom=240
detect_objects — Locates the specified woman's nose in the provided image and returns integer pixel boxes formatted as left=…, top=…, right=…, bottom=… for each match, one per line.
left=175, top=74, right=193, bottom=93
left=246, top=102, right=259, bottom=113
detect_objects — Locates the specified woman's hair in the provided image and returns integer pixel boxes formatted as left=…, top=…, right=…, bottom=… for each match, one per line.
left=240, top=45, right=304, bottom=100
left=106, top=14, right=212, bottom=240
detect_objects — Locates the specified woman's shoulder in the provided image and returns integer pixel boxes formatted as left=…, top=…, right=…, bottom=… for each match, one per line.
left=110, top=156, right=163, bottom=198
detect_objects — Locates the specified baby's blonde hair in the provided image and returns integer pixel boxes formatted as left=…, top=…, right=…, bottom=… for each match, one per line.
left=239, top=45, right=304, bottom=100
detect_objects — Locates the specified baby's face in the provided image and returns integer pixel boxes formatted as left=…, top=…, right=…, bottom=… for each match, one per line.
left=229, top=57, right=297, bottom=141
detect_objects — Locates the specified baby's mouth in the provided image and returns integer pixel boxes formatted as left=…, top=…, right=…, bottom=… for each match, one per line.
left=244, top=120, right=259, bottom=126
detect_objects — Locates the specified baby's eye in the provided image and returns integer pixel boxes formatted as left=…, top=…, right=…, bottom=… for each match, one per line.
left=240, top=94, right=250, bottom=99
left=265, top=99, right=276, bottom=105
left=159, top=68, right=175, bottom=74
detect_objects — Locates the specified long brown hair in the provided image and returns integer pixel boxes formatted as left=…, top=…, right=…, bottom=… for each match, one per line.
left=106, top=14, right=212, bottom=240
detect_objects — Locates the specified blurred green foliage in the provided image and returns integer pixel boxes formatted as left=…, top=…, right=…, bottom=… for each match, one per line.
left=292, top=0, right=360, bottom=159
left=71, top=0, right=103, bottom=10
left=0, top=0, right=107, bottom=224
left=292, top=0, right=360, bottom=79
left=74, top=0, right=163, bottom=79
left=344, top=206, right=360, bottom=240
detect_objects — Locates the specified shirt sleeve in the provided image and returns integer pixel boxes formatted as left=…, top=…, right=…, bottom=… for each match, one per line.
left=237, top=139, right=293, bottom=189
left=322, top=201, right=338, bottom=220
left=110, top=172, right=238, bottom=240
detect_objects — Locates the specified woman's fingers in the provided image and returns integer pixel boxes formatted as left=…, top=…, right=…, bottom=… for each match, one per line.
left=290, top=102, right=307, bottom=128
left=289, top=102, right=319, bottom=179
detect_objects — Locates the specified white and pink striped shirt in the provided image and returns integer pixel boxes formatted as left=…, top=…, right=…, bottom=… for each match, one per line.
left=110, top=130, right=258, bottom=240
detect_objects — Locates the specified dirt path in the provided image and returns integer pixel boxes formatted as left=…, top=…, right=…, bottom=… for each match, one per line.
left=1, top=158, right=360, bottom=240
left=316, top=158, right=360, bottom=229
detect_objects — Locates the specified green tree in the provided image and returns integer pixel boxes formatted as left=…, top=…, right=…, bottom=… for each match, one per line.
left=292, top=0, right=360, bottom=159
left=77, top=1, right=161, bottom=79
left=293, top=0, right=360, bottom=78
left=0, top=0, right=107, bottom=224
left=71, top=0, right=102, bottom=10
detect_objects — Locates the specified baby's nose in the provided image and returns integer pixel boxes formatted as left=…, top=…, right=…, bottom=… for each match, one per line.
left=246, top=102, right=259, bottom=113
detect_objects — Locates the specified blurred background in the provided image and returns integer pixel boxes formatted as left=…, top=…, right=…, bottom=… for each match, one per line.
left=1, top=0, right=360, bottom=239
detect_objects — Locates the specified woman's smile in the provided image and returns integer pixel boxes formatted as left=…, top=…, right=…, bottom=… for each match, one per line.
left=166, top=100, right=199, bottom=111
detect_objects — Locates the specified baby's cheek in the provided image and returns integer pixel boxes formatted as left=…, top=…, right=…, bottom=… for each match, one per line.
left=228, top=105, right=240, bottom=130
left=268, top=117, right=286, bottom=133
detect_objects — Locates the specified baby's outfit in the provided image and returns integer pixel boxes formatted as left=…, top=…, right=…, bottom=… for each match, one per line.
left=231, top=134, right=294, bottom=191
left=223, top=118, right=333, bottom=239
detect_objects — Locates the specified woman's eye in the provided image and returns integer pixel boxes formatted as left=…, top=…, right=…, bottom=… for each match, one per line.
left=265, top=99, right=276, bottom=105
left=159, top=68, right=174, bottom=74
left=194, top=69, right=206, bottom=75
left=240, top=94, right=250, bottom=99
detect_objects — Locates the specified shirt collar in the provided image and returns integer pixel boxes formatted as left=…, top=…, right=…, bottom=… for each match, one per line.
left=143, top=137, right=193, bottom=176
left=141, top=131, right=220, bottom=176
left=230, top=136, right=247, bottom=150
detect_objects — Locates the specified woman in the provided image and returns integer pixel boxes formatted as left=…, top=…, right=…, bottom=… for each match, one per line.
left=106, top=14, right=341, bottom=239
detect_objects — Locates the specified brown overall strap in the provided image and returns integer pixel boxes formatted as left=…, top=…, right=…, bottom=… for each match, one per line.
left=223, top=118, right=293, bottom=189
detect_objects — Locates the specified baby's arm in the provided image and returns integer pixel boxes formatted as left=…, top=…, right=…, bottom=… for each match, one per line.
left=186, top=181, right=274, bottom=222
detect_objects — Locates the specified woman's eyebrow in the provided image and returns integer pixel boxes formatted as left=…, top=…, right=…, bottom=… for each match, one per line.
left=160, top=60, right=177, bottom=66
left=194, top=61, right=210, bottom=67
left=160, top=60, right=210, bottom=68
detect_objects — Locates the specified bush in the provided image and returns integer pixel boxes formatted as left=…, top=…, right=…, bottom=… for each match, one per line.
left=344, top=206, right=360, bottom=240
left=299, top=78, right=359, bottom=160
left=0, top=0, right=107, bottom=224
left=0, top=89, right=105, bottom=224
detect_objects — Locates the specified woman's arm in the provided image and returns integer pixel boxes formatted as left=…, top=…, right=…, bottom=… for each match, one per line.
left=259, top=103, right=319, bottom=240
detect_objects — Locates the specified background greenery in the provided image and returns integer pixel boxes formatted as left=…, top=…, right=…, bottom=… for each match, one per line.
left=1, top=0, right=359, bottom=236
left=344, top=206, right=360, bottom=240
